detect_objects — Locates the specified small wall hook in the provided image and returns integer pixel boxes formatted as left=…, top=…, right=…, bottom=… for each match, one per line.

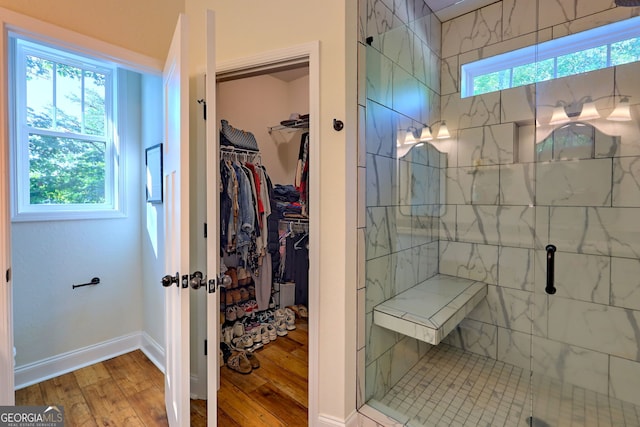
left=333, top=119, right=344, bottom=131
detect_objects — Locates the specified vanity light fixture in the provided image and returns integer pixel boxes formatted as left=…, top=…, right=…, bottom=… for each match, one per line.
left=548, top=95, right=634, bottom=125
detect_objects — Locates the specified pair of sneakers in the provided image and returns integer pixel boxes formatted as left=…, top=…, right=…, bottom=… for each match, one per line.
left=220, top=342, right=260, bottom=374
left=259, top=323, right=278, bottom=343
left=275, top=307, right=296, bottom=331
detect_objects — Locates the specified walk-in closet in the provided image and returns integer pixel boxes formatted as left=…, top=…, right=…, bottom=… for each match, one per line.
left=193, top=61, right=311, bottom=424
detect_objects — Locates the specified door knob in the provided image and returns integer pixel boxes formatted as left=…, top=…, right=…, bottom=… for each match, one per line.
left=162, top=273, right=179, bottom=287
left=190, top=271, right=205, bottom=289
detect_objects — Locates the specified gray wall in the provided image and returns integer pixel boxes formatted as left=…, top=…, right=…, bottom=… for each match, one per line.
left=360, top=0, right=443, bottom=403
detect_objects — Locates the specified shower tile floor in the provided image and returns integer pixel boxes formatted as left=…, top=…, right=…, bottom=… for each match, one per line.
left=374, top=344, right=640, bottom=427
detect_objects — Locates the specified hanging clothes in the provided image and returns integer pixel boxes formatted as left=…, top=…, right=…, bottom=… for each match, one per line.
left=277, top=220, right=309, bottom=308
left=295, top=132, right=309, bottom=217
left=219, top=148, right=278, bottom=312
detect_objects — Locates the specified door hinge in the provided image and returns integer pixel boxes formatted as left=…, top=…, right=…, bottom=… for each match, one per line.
left=204, top=222, right=207, bottom=238
left=204, top=339, right=207, bottom=356
left=197, top=99, right=206, bottom=120
left=5, top=268, right=10, bottom=283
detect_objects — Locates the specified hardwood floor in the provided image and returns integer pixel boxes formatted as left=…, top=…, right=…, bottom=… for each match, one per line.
left=15, top=320, right=308, bottom=426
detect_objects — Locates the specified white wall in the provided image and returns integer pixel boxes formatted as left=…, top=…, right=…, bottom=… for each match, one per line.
left=12, top=70, right=144, bottom=367
left=141, top=74, right=166, bottom=352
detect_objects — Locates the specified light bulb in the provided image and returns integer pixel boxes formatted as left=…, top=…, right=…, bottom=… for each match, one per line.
left=549, top=105, right=570, bottom=125
left=404, top=129, right=417, bottom=145
left=578, top=101, right=600, bottom=121
left=608, top=98, right=632, bottom=121
left=419, top=126, right=433, bottom=141
left=437, top=122, right=450, bottom=139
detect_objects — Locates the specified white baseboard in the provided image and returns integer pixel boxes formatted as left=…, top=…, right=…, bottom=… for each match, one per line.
left=140, top=331, right=165, bottom=374
left=316, top=410, right=359, bottom=427
left=14, top=331, right=163, bottom=390
left=190, top=374, right=206, bottom=400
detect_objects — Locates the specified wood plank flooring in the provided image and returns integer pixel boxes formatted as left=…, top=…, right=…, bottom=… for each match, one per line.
left=15, top=320, right=308, bottom=426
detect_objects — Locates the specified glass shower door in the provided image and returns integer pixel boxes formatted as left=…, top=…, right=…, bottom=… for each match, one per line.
left=531, top=43, right=640, bottom=426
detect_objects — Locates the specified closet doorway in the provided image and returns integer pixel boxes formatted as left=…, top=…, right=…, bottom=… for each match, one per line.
left=192, top=43, right=320, bottom=425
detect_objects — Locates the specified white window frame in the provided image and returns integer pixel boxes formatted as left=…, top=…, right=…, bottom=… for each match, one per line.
left=9, top=33, right=123, bottom=221
left=461, top=15, right=640, bottom=98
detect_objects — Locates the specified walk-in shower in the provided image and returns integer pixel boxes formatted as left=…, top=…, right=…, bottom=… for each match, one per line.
left=359, top=1, right=640, bottom=426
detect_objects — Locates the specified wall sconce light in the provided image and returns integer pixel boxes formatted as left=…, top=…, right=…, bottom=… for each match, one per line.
left=419, top=121, right=450, bottom=141
left=608, top=96, right=632, bottom=121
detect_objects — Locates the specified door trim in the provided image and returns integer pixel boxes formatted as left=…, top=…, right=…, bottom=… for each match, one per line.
left=216, top=40, right=320, bottom=425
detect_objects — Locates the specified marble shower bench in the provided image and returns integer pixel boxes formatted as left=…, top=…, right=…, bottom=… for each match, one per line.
left=373, top=274, right=488, bottom=345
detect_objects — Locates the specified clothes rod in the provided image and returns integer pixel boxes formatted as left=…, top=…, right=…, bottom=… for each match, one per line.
left=220, top=146, right=260, bottom=155
left=279, top=218, right=309, bottom=224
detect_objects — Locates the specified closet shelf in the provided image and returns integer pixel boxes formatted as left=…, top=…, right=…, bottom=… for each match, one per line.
left=268, top=118, right=309, bottom=134
left=373, top=274, right=487, bottom=346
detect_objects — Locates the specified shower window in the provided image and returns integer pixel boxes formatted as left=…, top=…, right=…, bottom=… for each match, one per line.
left=461, top=15, right=640, bottom=97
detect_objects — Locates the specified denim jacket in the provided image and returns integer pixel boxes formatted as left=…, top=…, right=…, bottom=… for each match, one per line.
left=233, top=163, right=255, bottom=250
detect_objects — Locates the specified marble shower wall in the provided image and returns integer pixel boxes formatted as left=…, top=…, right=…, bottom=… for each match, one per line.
left=439, top=0, right=640, bottom=408
left=358, top=0, right=443, bottom=405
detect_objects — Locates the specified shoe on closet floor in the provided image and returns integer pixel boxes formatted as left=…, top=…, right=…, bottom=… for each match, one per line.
left=250, top=328, right=262, bottom=346
left=232, top=334, right=254, bottom=350
left=222, top=326, right=234, bottom=344
left=227, top=351, right=252, bottom=374
left=283, top=307, right=297, bottom=330
left=297, top=305, right=308, bottom=318
left=275, top=319, right=289, bottom=336
left=286, top=305, right=300, bottom=317
left=225, top=306, right=237, bottom=322
left=274, top=308, right=287, bottom=322
left=260, top=325, right=271, bottom=345
left=263, top=323, right=277, bottom=342
left=233, top=322, right=245, bottom=338
left=245, top=351, right=260, bottom=369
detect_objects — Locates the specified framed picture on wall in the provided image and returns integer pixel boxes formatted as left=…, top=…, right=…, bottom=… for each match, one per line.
left=145, top=143, right=163, bottom=204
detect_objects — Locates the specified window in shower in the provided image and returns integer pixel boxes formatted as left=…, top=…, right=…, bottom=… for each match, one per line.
left=461, top=15, right=640, bottom=98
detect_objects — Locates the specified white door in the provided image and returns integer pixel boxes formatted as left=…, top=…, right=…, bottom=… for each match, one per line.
left=204, top=9, right=221, bottom=427
left=0, top=23, right=15, bottom=406
left=0, top=167, right=13, bottom=407
left=162, top=13, right=190, bottom=427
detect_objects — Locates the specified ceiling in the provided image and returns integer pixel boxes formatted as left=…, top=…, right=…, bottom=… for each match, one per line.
left=426, top=0, right=498, bottom=22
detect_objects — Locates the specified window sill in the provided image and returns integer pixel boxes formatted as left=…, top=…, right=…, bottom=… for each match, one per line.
left=11, top=209, right=126, bottom=222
